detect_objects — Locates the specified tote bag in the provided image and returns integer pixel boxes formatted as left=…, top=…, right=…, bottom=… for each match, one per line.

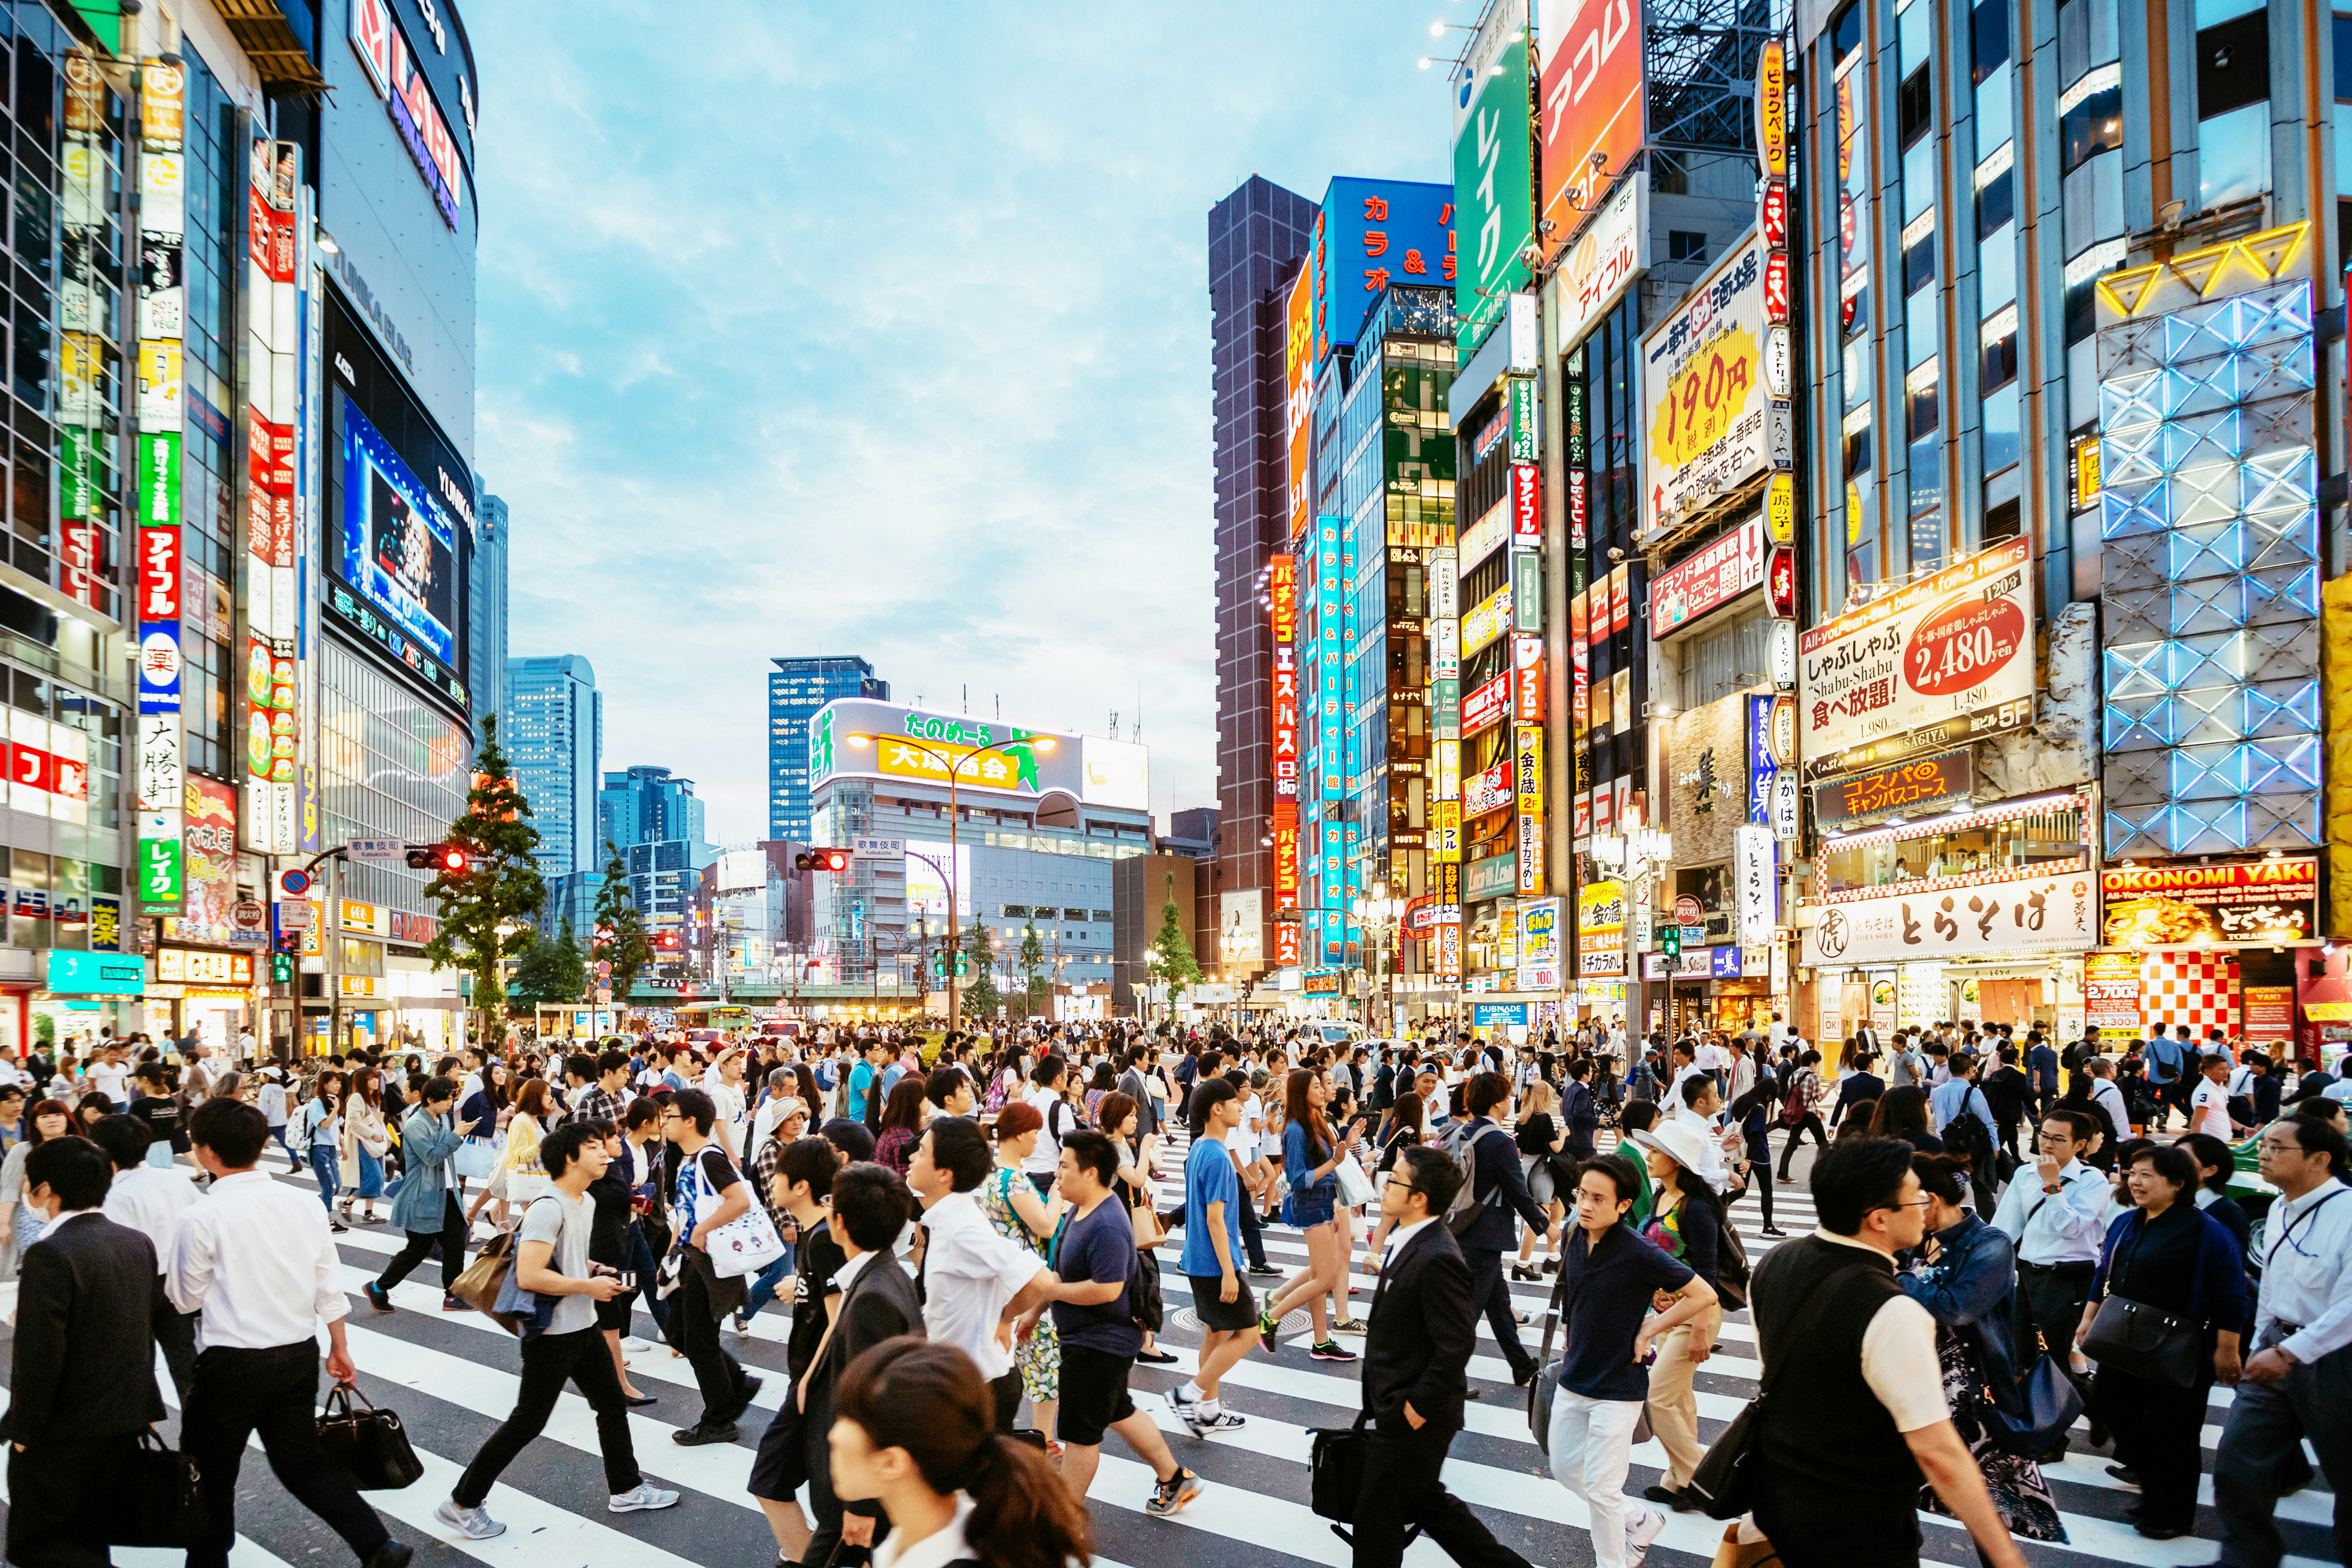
left=687, top=1149, right=787, bottom=1279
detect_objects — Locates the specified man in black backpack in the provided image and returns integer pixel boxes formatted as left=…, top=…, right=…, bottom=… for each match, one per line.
left=1449, top=1073, right=1557, bottom=1392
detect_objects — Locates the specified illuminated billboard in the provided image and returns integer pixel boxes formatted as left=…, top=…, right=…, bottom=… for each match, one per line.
left=1452, top=0, right=1532, bottom=349
left=341, top=403, right=457, bottom=665
left=1537, top=0, right=1645, bottom=263
left=1314, top=177, right=1455, bottom=366
left=809, top=699, right=1150, bottom=812
left=1640, top=236, right=1776, bottom=537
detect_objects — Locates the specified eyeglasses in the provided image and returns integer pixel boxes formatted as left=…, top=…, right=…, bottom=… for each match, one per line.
left=1873, top=1196, right=1935, bottom=1214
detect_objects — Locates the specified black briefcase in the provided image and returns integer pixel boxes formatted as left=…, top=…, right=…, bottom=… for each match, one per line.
left=1307, top=1419, right=1419, bottom=1550
left=106, top=1430, right=210, bottom=1547
left=317, top=1385, right=425, bottom=1490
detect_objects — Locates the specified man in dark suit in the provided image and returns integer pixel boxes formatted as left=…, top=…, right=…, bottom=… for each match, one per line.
left=799, top=1162, right=922, bottom=1568
left=3, top=1136, right=168, bottom=1568
left=1351, top=1144, right=1531, bottom=1568
left=1453, top=1072, right=1555, bottom=1388
left=2026, top=1034, right=2061, bottom=1119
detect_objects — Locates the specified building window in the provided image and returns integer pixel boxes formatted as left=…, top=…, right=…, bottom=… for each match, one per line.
left=2198, top=103, right=2271, bottom=208
left=1668, top=230, right=1708, bottom=261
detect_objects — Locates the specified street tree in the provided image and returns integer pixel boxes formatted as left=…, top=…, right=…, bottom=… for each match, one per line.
left=963, top=920, right=1001, bottom=1021
left=420, top=713, right=545, bottom=1049
left=1018, top=918, right=1047, bottom=1018
left=1150, top=873, right=1203, bottom=1012
left=592, top=840, right=653, bottom=1013
left=509, top=916, right=588, bottom=1007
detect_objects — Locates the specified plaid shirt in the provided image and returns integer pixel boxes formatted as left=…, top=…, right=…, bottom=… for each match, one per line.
left=571, top=1084, right=622, bottom=1128
left=748, top=1128, right=790, bottom=1231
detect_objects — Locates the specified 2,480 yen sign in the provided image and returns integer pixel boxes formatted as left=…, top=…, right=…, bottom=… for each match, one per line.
left=1651, top=325, right=1758, bottom=468
left=1906, top=595, right=2026, bottom=696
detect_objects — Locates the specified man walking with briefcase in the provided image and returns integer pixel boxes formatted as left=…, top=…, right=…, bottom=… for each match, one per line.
left=1346, top=1143, right=1532, bottom=1568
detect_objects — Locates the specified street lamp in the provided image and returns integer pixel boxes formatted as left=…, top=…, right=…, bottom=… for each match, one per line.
left=1591, top=827, right=1673, bottom=1045
left=1351, top=883, right=1409, bottom=1037
left=844, top=730, right=1056, bottom=1028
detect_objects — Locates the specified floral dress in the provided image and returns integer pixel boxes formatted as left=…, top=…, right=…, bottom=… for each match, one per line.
left=1919, top=1328, right=2067, bottom=1541
left=982, top=1164, right=1059, bottom=1402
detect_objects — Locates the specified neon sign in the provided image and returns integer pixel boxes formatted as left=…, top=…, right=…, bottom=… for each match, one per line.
left=349, top=0, right=464, bottom=228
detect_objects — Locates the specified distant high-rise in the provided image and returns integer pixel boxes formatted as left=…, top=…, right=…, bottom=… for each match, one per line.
left=599, top=765, right=712, bottom=933
left=768, top=656, right=889, bottom=840
left=505, top=656, right=602, bottom=875
left=470, top=491, right=510, bottom=736
left=1209, top=176, right=1315, bottom=972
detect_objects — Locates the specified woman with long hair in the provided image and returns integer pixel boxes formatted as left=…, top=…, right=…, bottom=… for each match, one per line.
left=1870, top=1084, right=1943, bottom=1152
left=298, top=1072, right=348, bottom=1231
left=1513, top=1078, right=1569, bottom=1280
left=339, top=1066, right=391, bottom=1225
left=872, top=1077, right=928, bottom=1173
left=1256, top=1068, right=1366, bottom=1361
left=470, top=1075, right=549, bottom=1230
left=0, top=1098, right=73, bottom=1264
left=827, top=1337, right=1093, bottom=1568
left=1362, top=1089, right=1426, bottom=1276
left=980, top=1101, right=1062, bottom=1447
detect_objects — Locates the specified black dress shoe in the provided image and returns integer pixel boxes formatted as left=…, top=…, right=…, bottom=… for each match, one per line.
left=2105, top=1464, right=2139, bottom=1486
left=364, top=1542, right=414, bottom=1568
left=2088, top=1416, right=2110, bottom=1447
left=1643, top=1484, right=1681, bottom=1506
left=1463, top=1386, right=1483, bottom=1400
left=623, top=1392, right=659, bottom=1407
left=672, top=1420, right=739, bottom=1446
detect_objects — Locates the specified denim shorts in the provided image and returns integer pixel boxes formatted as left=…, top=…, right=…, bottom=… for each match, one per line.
left=1286, top=1187, right=1336, bottom=1228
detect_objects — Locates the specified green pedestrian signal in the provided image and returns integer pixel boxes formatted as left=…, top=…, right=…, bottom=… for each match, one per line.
left=1661, top=927, right=1681, bottom=959
left=270, top=952, right=294, bottom=984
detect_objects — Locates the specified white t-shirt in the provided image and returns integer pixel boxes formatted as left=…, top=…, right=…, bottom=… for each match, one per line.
left=86, top=1062, right=128, bottom=1103
left=2190, top=1078, right=2233, bottom=1140
left=1022, top=1087, right=1070, bottom=1175
left=1240, top=1094, right=1265, bottom=1159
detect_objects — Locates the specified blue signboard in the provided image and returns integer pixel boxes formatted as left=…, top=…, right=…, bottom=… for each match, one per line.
left=46, top=948, right=148, bottom=995
left=1710, top=945, right=1744, bottom=979
left=1747, top=694, right=1776, bottom=826
left=1472, top=1001, right=1529, bottom=1027
left=1315, top=177, right=1456, bottom=366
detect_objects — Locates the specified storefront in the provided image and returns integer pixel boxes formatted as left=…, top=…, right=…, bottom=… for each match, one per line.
left=38, top=949, right=146, bottom=1051
left=153, top=947, right=258, bottom=1052
left=2095, top=856, right=2320, bottom=1054
left=1802, top=793, right=2098, bottom=1039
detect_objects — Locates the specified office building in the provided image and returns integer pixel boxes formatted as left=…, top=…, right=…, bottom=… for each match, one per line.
left=599, top=765, right=712, bottom=936
left=1209, top=176, right=1317, bottom=981
left=507, top=656, right=603, bottom=874
left=470, top=491, right=509, bottom=737
left=769, top=655, right=889, bottom=841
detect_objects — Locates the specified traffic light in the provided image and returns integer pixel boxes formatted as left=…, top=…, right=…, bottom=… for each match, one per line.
left=270, top=951, right=294, bottom=984
left=795, top=849, right=851, bottom=873
left=653, top=931, right=680, bottom=952
left=1662, top=926, right=1681, bottom=959
left=405, top=843, right=470, bottom=875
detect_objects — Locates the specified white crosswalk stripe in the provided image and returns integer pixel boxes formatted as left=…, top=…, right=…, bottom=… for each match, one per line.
left=7, top=1124, right=2321, bottom=1568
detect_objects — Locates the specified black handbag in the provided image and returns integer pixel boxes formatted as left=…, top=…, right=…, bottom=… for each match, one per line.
left=1306, top=1417, right=1419, bottom=1550
left=106, top=1430, right=210, bottom=1547
left=1983, top=1351, right=2085, bottom=1457
left=2080, top=1294, right=2201, bottom=1388
left=316, top=1385, right=426, bottom=1490
left=1687, top=1264, right=1870, bottom=1520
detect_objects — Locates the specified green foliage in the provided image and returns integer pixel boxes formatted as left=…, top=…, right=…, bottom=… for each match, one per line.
left=962, top=921, right=1000, bottom=1019
left=591, top=840, right=654, bottom=1007
left=1150, top=873, right=1203, bottom=1004
left=1017, top=919, right=1047, bottom=1018
left=420, top=714, right=546, bottom=1039
left=33, top=1013, right=53, bottom=1045
left=510, top=916, right=588, bottom=1006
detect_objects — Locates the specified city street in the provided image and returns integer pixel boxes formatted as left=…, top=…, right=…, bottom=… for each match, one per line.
left=5, top=1133, right=2328, bottom=1568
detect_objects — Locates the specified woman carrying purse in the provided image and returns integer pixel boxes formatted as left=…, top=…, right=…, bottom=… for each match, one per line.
left=2077, top=1141, right=2249, bottom=1540
left=339, top=1067, right=392, bottom=1226
left=1099, top=1092, right=1173, bottom=1365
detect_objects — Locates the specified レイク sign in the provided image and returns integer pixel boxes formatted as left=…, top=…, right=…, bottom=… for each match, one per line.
left=349, top=0, right=464, bottom=228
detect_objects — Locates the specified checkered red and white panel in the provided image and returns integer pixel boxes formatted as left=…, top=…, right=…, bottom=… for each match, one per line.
left=2138, top=952, right=2240, bottom=1036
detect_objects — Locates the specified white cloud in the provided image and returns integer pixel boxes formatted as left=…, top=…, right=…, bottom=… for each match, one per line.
left=471, top=0, right=1450, bottom=840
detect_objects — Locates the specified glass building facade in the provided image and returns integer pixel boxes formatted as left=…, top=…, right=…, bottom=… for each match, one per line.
left=767, top=653, right=885, bottom=841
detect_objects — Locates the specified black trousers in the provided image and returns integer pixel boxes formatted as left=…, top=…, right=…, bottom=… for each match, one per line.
left=2094, top=1363, right=2208, bottom=1532
left=156, top=1302, right=201, bottom=1403
left=1463, top=1248, right=1534, bottom=1382
left=1350, top=1420, right=1531, bottom=1568
left=1237, top=1186, right=1271, bottom=1268
left=990, top=1367, right=1024, bottom=1433
left=452, top=1325, right=641, bottom=1506
left=1752, top=1477, right=1921, bottom=1568
left=798, top=1388, right=884, bottom=1568
left=182, top=1342, right=388, bottom=1568
left=1776, top=1116, right=1829, bottom=1176
left=2012, top=1260, right=2095, bottom=1428
left=1740, top=1136, right=1775, bottom=1228
left=376, top=1193, right=468, bottom=1293
left=6, top=1432, right=142, bottom=1568
left=662, top=1260, right=750, bottom=1426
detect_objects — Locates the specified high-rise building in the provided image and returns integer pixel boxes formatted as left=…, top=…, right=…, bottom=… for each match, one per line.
left=471, top=491, right=510, bottom=737
left=599, top=766, right=712, bottom=935
left=1209, top=176, right=1317, bottom=980
left=505, top=656, right=602, bottom=877
left=768, top=656, right=888, bottom=841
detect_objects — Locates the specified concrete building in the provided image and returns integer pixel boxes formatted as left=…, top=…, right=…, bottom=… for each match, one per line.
left=769, top=656, right=889, bottom=842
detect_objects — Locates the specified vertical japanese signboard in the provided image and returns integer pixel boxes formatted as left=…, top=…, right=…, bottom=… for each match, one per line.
left=136, top=61, right=188, bottom=907
left=1271, top=552, right=1298, bottom=800
left=1285, top=264, right=1314, bottom=541
left=244, top=139, right=301, bottom=851
left=1536, top=0, right=1646, bottom=263
left=1453, top=0, right=1532, bottom=350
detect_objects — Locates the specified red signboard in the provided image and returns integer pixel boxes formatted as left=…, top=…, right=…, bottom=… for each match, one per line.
left=1462, top=670, right=1512, bottom=737
left=59, top=523, right=99, bottom=610
left=2101, top=857, right=2320, bottom=947
left=1768, top=546, right=1797, bottom=617
left=1538, top=0, right=1646, bottom=263
left=1513, top=635, right=1545, bottom=723
left=1649, top=518, right=1764, bottom=635
left=1764, top=251, right=1789, bottom=323
left=1760, top=179, right=1788, bottom=248
left=1511, top=463, right=1541, bottom=541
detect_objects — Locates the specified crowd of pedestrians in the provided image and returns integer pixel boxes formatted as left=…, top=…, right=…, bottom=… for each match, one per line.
left=0, top=1010, right=2342, bottom=1568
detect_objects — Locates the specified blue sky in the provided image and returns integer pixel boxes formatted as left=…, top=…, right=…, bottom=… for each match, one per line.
left=467, top=0, right=1461, bottom=844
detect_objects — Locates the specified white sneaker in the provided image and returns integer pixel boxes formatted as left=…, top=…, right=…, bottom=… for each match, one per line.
left=620, top=1335, right=653, bottom=1352
left=434, top=1498, right=506, bottom=1540
left=1624, top=1506, right=1665, bottom=1565
left=608, top=1482, right=680, bottom=1513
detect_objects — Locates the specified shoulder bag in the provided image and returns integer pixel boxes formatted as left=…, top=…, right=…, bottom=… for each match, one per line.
left=691, top=1149, right=787, bottom=1279
left=1307, top=1415, right=1421, bottom=1553
left=316, top=1385, right=426, bottom=1490
left=1528, top=1240, right=1657, bottom=1456
left=2080, top=1214, right=2210, bottom=1388
left=1686, top=1264, right=1872, bottom=1519
left=105, top=1429, right=210, bottom=1547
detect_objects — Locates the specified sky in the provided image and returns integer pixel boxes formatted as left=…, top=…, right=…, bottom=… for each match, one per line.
left=465, top=0, right=1466, bottom=846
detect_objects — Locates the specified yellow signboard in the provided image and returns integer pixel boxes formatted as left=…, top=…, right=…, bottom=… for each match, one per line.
left=1649, top=325, right=1760, bottom=471
left=1462, top=583, right=1513, bottom=656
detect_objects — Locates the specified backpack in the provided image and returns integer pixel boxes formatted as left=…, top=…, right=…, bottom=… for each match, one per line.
left=1439, top=1122, right=1514, bottom=1237
left=1942, top=1090, right=1994, bottom=1171
left=1780, top=1070, right=1811, bottom=1128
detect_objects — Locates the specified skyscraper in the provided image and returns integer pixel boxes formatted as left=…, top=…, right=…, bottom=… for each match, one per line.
left=470, top=491, right=511, bottom=736
left=505, top=656, right=603, bottom=875
left=768, top=656, right=889, bottom=840
left=1209, top=176, right=1317, bottom=974
left=599, top=766, right=713, bottom=935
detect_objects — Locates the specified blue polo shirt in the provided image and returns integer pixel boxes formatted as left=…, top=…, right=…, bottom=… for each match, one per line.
left=1554, top=1220, right=1695, bottom=1403
left=1179, top=1132, right=1243, bottom=1278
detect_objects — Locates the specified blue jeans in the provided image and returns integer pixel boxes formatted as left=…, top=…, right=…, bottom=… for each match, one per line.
left=745, top=1246, right=795, bottom=1317
left=309, top=1145, right=340, bottom=1210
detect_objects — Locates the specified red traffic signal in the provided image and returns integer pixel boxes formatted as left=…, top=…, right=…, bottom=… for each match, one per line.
left=406, top=843, right=471, bottom=875
left=653, top=931, right=680, bottom=951
left=794, top=849, right=851, bottom=873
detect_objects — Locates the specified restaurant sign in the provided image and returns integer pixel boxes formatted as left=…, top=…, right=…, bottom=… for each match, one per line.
left=2099, top=857, right=2319, bottom=948
left=1803, top=871, right=2096, bottom=967
left=1814, top=750, right=1973, bottom=832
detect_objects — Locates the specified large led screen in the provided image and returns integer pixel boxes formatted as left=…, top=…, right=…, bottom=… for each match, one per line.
left=341, top=403, right=457, bottom=665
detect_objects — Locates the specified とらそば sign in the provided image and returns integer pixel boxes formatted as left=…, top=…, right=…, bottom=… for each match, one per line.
left=1803, top=873, right=2097, bottom=967
left=2099, top=857, right=2319, bottom=948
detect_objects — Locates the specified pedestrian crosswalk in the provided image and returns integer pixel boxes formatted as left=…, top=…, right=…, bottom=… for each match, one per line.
left=0, top=1137, right=2329, bottom=1568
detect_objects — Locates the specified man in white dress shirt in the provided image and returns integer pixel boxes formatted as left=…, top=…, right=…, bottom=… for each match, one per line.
left=90, top=1113, right=198, bottom=1400
left=2213, top=1113, right=2352, bottom=1567
left=1988, top=1106, right=2110, bottom=1454
left=169, top=1098, right=410, bottom=1568
left=906, top=1116, right=1055, bottom=1431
